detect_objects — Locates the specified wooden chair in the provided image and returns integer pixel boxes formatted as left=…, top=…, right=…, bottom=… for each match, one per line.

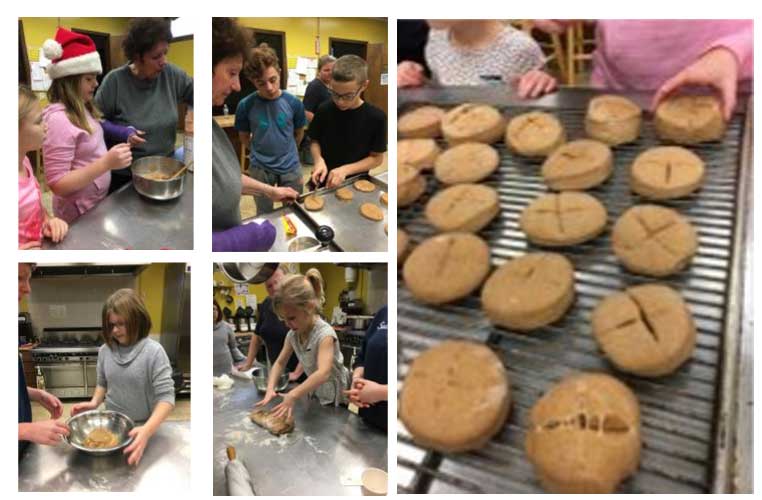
left=565, top=21, right=595, bottom=86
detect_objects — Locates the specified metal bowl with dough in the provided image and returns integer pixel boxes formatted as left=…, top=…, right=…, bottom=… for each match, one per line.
left=65, top=410, right=135, bottom=455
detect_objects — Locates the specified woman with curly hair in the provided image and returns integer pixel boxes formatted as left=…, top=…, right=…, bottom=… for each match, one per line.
left=211, top=17, right=298, bottom=251
left=95, top=18, right=194, bottom=192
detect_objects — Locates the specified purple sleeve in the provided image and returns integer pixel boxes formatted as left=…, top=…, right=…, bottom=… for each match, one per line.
left=212, top=221, right=277, bottom=252
left=101, top=120, right=136, bottom=144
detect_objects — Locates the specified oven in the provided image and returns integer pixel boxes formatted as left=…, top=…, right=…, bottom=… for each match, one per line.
left=31, top=327, right=102, bottom=399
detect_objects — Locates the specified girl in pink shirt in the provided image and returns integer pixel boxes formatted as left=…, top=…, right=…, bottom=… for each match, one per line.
left=42, top=28, right=137, bottom=223
left=19, top=86, right=68, bottom=249
left=535, top=20, right=752, bottom=120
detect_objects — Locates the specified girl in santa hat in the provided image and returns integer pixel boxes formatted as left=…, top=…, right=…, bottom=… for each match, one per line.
left=41, top=27, right=142, bottom=224
left=18, top=85, right=68, bottom=249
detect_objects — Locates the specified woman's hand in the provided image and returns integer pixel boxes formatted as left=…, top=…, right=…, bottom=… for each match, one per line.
left=42, top=217, right=68, bottom=243
left=268, top=186, right=299, bottom=203
left=326, top=166, right=349, bottom=188
left=70, top=401, right=99, bottom=417
left=104, top=143, right=133, bottom=170
left=254, top=389, right=278, bottom=408
left=517, top=69, right=558, bottom=99
left=287, top=370, right=301, bottom=382
left=652, top=47, right=739, bottom=121
left=19, top=420, right=69, bottom=445
left=36, top=390, right=64, bottom=419
left=398, top=61, right=426, bottom=88
left=344, top=381, right=370, bottom=409
left=127, top=130, right=146, bottom=148
left=311, top=159, right=328, bottom=185
left=270, top=392, right=296, bottom=420
left=345, top=378, right=386, bottom=406
left=123, top=425, right=153, bottom=466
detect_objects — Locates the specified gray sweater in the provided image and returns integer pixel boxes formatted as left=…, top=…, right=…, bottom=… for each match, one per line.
left=95, top=63, right=193, bottom=161
left=96, top=337, right=175, bottom=422
left=212, top=119, right=243, bottom=230
left=213, top=321, right=245, bottom=376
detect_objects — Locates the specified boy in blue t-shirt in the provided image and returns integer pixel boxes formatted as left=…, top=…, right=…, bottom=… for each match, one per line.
left=235, top=43, right=306, bottom=214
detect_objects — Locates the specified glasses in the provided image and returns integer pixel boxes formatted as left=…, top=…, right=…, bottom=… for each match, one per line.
left=328, top=87, right=363, bottom=102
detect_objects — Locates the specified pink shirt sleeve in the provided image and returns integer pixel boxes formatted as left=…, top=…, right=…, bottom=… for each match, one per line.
left=42, top=109, right=81, bottom=186
left=708, top=22, right=753, bottom=81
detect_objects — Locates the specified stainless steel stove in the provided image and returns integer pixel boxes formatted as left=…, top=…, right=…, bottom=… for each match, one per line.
left=31, top=327, right=102, bottom=399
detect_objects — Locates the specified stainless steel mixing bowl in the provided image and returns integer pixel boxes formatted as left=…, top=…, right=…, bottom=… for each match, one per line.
left=65, top=410, right=135, bottom=455
left=131, top=156, right=186, bottom=201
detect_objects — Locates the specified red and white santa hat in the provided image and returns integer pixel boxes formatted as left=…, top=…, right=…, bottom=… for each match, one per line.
left=42, top=27, right=102, bottom=80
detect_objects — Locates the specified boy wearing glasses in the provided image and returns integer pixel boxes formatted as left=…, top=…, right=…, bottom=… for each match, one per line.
left=235, top=44, right=307, bottom=214
left=309, top=55, right=387, bottom=188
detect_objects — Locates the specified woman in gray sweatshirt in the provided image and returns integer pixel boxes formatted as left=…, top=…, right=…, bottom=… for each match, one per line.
left=213, top=301, right=245, bottom=376
left=71, top=289, right=175, bottom=466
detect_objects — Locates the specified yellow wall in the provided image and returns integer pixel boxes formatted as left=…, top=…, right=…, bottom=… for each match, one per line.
left=21, top=17, right=131, bottom=61
left=136, top=263, right=167, bottom=334
left=21, top=18, right=193, bottom=76
left=213, top=264, right=369, bottom=320
left=168, top=38, right=194, bottom=76
left=237, top=17, right=387, bottom=71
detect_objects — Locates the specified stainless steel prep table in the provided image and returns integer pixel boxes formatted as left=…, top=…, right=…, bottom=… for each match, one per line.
left=213, top=378, right=387, bottom=495
left=43, top=173, right=194, bottom=250
left=240, top=173, right=388, bottom=252
left=18, top=421, right=191, bottom=492
left=397, top=86, right=753, bottom=493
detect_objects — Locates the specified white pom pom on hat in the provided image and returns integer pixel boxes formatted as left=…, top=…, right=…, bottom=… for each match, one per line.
left=42, top=39, right=63, bottom=60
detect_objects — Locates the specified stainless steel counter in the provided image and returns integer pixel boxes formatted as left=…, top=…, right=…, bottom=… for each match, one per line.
left=213, top=377, right=387, bottom=495
left=18, top=420, right=191, bottom=492
left=240, top=172, right=388, bottom=253
left=43, top=173, right=194, bottom=250
left=244, top=205, right=338, bottom=252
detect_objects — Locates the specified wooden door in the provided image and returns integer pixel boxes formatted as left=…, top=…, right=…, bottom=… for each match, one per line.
left=364, top=42, right=388, bottom=116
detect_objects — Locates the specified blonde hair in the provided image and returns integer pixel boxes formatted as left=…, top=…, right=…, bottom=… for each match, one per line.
left=47, top=74, right=102, bottom=134
left=101, top=289, right=152, bottom=347
left=272, top=268, right=325, bottom=316
left=19, top=85, right=39, bottom=127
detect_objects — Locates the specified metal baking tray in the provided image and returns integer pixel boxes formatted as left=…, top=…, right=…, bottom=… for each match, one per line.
left=396, top=87, right=753, bottom=494
left=292, top=173, right=389, bottom=252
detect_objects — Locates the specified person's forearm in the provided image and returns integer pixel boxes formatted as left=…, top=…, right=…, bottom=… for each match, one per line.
left=305, top=110, right=315, bottom=122
left=27, top=387, right=43, bottom=402
left=294, top=128, right=305, bottom=145
left=310, top=142, right=323, bottom=162
left=291, top=362, right=304, bottom=378
left=241, top=174, right=275, bottom=197
left=266, top=358, right=287, bottom=392
left=49, top=158, right=110, bottom=196
left=340, top=154, right=384, bottom=176
left=288, top=368, right=330, bottom=400
left=90, top=386, right=107, bottom=406
left=244, top=336, right=261, bottom=367
left=352, top=366, right=364, bottom=380
left=372, top=383, right=388, bottom=402
left=142, top=401, right=174, bottom=435
left=19, top=423, right=34, bottom=441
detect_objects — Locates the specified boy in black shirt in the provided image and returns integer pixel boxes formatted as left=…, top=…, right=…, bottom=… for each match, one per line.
left=308, top=55, right=387, bottom=188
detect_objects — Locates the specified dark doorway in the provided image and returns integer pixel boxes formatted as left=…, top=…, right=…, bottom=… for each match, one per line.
left=72, top=28, right=111, bottom=86
left=329, top=38, right=368, bottom=60
left=19, top=20, right=30, bottom=85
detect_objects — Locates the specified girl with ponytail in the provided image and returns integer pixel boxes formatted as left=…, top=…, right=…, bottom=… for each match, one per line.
left=255, top=268, right=350, bottom=420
